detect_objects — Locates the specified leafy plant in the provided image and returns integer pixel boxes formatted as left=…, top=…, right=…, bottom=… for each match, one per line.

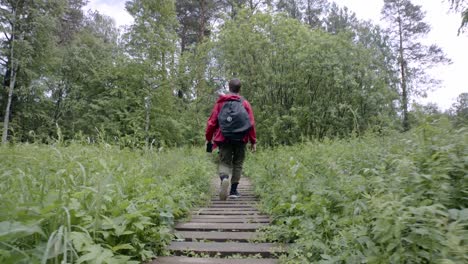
left=246, top=121, right=467, bottom=263
left=0, top=144, right=213, bottom=263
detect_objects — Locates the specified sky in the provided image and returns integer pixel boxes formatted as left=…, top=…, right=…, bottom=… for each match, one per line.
left=85, top=0, right=467, bottom=110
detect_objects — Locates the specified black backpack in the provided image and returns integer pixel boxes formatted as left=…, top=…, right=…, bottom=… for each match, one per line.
left=218, top=98, right=252, bottom=141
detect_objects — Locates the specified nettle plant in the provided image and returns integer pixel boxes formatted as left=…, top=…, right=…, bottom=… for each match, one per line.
left=246, top=122, right=467, bottom=263
left=0, top=144, right=213, bottom=264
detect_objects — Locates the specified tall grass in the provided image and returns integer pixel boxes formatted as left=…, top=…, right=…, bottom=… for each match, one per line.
left=0, top=144, right=213, bottom=263
left=246, top=120, right=467, bottom=263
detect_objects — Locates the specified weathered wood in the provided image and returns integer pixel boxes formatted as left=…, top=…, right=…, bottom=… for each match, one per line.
left=175, top=222, right=267, bottom=231
left=189, top=217, right=269, bottom=223
left=194, top=208, right=259, bottom=212
left=174, top=231, right=258, bottom=242
left=192, top=211, right=263, bottom=215
left=167, top=242, right=285, bottom=257
left=211, top=193, right=256, bottom=196
left=210, top=198, right=258, bottom=202
left=159, top=177, right=286, bottom=262
left=189, top=215, right=269, bottom=219
left=208, top=204, right=256, bottom=208
left=152, top=257, right=279, bottom=264
left=210, top=201, right=258, bottom=205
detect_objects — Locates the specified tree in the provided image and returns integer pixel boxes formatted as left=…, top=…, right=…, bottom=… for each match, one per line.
left=381, top=0, right=451, bottom=131
left=324, top=3, right=358, bottom=34
left=125, top=0, right=179, bottom=146
left=47, top=0, right=87, bottom=135
left=449, top=0, right=468, bottom=34
left=220, top=0, right=264, bottom=19
left=276, top=0, right=302, bottom=19
left=303, top=0, right=328, bottom=28
left=216, top=11, right=397, bottom=144
left=52, top=11, right=120, bottom=139
left=0, top=0, right=65, bottom=144
left=176, top=0, right=220, bottom=52
left=450, top=92, right=468, bottom=127
left=275, top=0, right=329, bottom=28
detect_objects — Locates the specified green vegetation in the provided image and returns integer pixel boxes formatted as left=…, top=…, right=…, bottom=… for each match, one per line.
left=1, top=1, right=467, bottom=263
left=3, top=0, right=462, bottom=147
left=0, top=143, right=213, bottom=263
left=246, top=120, right=467, bottom=263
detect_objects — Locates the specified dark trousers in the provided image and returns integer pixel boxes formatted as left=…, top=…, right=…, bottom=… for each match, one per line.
left=218, top=143, right=246, bottom=184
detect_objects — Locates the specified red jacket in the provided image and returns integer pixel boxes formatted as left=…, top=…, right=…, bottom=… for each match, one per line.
left=206, top=94, right=256, bottom=145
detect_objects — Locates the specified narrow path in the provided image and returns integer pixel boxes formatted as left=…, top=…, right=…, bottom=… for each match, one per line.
left=152, top=177, right=285, bottom=263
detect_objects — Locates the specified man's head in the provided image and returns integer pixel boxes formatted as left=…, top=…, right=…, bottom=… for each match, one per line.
left=228, top=78, right=241, bottom=94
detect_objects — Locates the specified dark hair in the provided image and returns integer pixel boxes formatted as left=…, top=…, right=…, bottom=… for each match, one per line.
left=229, top=79, right=241, bottom=93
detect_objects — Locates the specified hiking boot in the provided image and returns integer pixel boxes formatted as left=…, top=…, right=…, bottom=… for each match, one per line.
left=219, top=174, right=230, bottom=201
left=228, top=183, right=240, bottom=198
left=228, top=190, right=241, bottom=198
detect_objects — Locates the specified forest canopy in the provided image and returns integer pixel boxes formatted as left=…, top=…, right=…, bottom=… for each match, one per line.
left=0, top=0, right=464, bottom=146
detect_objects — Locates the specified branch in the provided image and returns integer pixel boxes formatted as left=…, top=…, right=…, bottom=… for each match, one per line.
left=0, top=7, right=14, bottom=25
left=2, top=31, right=11, bottom=42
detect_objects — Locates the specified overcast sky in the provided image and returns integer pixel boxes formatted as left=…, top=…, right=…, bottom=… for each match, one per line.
left=85, top=0, right=467, bottom=110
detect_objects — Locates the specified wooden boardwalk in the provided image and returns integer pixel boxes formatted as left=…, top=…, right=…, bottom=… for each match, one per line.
left=151, top=178, right=285, bottom=263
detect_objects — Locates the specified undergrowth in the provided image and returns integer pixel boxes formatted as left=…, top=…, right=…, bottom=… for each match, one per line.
left=0, top=144, right=213, bottom=263
left=246, top=121, right=467, bottom=263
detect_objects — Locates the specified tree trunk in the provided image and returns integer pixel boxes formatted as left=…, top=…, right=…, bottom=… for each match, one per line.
left=2, top=15, right=17, bottom=145
left=2, top=66, right=16, bottom=144
left=145, top=96, right=151, bottom=148
left=53, top=85, right=64, bottom=124
left=398, top=16, right=409, bottom=131
left=199, top=0, right=206, bottom=42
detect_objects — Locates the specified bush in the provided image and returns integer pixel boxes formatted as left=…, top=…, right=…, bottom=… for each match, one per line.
left=246, top=122, right=467, bottom=263
left=0, top=144, right=213, bottom=263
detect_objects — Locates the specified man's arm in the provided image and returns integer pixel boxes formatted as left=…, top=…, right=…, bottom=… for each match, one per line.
left=205, top=103, right=220, bottom=142
left=243, top=100, right=257, bottom=146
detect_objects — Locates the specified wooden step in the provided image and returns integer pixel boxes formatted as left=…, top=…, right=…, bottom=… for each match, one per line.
left=174, top=231, right=258, bottom=242
left=211, top=192, right=257, bottom=197
left=158, top=177, right=285, bottom=263
left=189, top=215, right=269, bottom=219
left=211, top=193, right=256, bottom=196
left=167, top=241, right=285, bottom=257
left=210, top=198, right=258, bottom=202
left=210, top=201, right=258, bottom=205
left=152, top=257, right=279, bottom=264
left=192, top=211, right=263, bottom=215
left=175, top=223, right=266, bottom=231
left=208, top=204, right=256, bottom=208
left=189, top=217, right=269, bottom=223
left=194, top=208, right=259, bottom=212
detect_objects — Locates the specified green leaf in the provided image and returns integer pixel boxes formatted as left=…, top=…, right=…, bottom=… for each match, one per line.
left=0, top=221, right=44, bottom=242
left=76, top=244, right=113, bottom=264
left=111, top=244, right=135, bottom=252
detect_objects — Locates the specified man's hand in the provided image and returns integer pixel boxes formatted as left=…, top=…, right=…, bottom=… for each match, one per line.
left=250, top=143, right=256, bottom=152
left=206, top=140, right=213, bottom=153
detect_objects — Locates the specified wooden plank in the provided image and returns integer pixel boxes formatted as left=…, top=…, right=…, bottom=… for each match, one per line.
left=194, top=208, right=259, bottom=212
left=189, top=215, right=269, bottom=219
left=208, top=204, right=256, bottom=208
left=210, top=198, right=258, bottom=202
left=210, top=201, right=258, bottom=205
left=211, top=194, right=256, bottom=197
left=151, top=257, right=279, bottom=264
left=192, top=211, right=263, bottom=215
left=189, top=218, right=269, bottom=223
left=208, top=202, right=258, bottom=204
left=214, top=193, right=255, bottom=195
left=175, top=222, right=266, bottom=231
left=167, top=242, right=285, bottom=257
left=174, top=231, right=257, bottom=242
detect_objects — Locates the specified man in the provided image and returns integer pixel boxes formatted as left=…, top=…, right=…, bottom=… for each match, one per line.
left=205, top=78, right=257, bottom=200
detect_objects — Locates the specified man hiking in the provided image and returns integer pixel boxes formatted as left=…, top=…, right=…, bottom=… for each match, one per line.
left=205, top=78, right=257, bottom=200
